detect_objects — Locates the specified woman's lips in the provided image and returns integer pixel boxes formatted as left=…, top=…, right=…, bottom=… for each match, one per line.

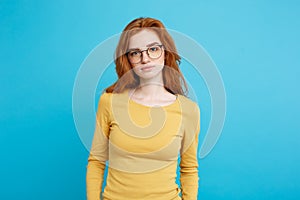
left=141, top=66, right=154, bottom=71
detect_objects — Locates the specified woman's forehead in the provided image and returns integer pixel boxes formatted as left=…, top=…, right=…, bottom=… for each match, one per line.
left=128, top=29, right=162, bottom=49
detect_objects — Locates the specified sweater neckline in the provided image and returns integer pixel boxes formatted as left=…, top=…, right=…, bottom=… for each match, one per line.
left=125, top=89, right=179, bottom=109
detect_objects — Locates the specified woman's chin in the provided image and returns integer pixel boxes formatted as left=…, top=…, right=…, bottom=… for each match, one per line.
left=137, top=70, right=163, bottom=80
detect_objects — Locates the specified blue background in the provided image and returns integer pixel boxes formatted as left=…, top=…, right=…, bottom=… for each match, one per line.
left=1, top=0, right=299, bottom=199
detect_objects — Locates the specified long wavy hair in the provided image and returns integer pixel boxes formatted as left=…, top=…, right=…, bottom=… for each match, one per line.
left=105, top=17, right=188, bottom=96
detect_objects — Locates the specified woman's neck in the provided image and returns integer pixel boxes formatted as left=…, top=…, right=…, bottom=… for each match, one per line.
left=134, top=73, right=167, bottom=99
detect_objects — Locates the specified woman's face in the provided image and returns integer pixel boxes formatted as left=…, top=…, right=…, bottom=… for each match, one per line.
left=127, top=29, right=165, bottom=80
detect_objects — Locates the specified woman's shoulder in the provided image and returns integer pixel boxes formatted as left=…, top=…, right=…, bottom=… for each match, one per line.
left=98, top=91, right=114, bottom=107
left=178, top=95, right=199, bottom=109
left=177, top=95, right=200, bottom=121
left=100, top=91, right=113, bottom=98
left=99, top=90, right=128, bottom=107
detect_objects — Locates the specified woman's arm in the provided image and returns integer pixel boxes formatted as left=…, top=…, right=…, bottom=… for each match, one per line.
left=86, top=93, right=111, bottom=200
left=180, top=103, right=200, bottom=200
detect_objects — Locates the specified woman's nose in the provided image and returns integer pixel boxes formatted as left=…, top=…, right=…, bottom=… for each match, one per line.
left=141, top=51, right=150, bottom=63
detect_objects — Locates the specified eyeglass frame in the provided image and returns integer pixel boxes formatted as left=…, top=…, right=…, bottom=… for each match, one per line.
left=126, top=44, right=164, bottom=64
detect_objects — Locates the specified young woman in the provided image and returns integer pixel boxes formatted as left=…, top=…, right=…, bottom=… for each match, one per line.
left=86, top=17, right=200, bottom=200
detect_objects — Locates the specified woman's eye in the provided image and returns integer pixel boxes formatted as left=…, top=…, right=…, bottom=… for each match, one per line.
left=130, top=51, right=139, bottom=57
left=149, top=47, right=158, bottom=52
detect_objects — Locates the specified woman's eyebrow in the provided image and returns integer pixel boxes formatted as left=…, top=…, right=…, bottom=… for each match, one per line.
left=128, top=42, right=161, bottom=51
left=127, top=47, right=139, bottom=52
left=146, top=42, right=160, bottom=47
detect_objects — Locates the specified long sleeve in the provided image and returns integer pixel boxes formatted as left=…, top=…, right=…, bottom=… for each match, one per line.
left=86, top=92, right=111, bottom=200
left=180, top=103, right=200, bottom=200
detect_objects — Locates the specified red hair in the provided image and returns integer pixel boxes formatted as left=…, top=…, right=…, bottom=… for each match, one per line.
left=105, top=17, right=188, bottom=96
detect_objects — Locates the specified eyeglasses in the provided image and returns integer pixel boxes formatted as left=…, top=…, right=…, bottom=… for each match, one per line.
left=126, top=44, right=164, bottom=64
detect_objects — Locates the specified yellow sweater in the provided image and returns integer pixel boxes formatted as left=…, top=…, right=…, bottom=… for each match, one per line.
left=86, top=90, right=200, bottom=200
